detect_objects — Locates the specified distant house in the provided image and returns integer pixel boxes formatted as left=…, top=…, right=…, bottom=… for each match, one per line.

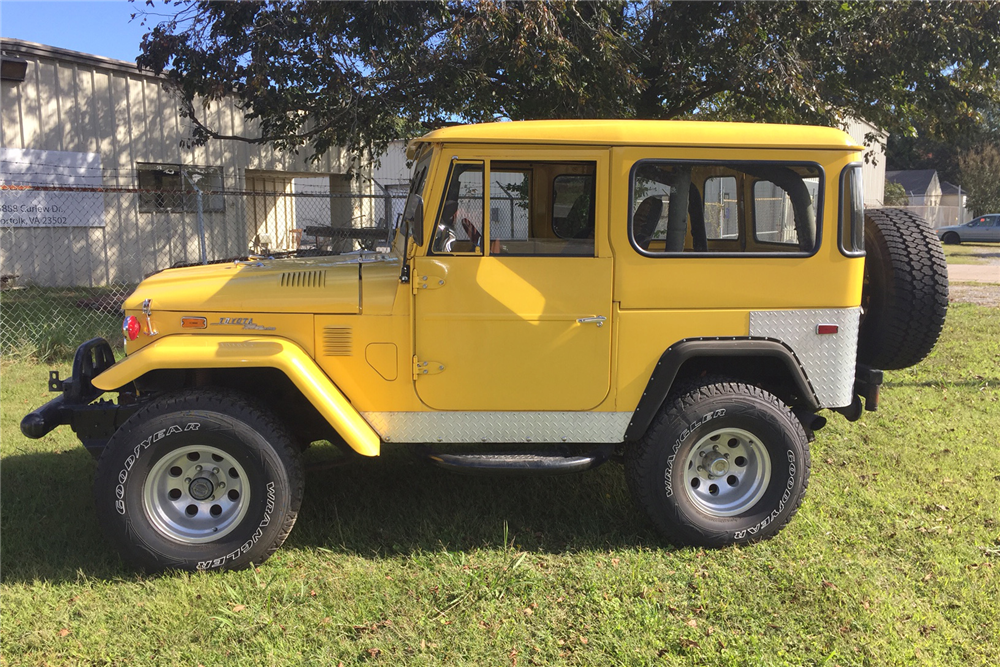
left=885, top=169, right=941, bottom=207
left=939, top=180, right=967, bottom=211
left=885, top=169, right=967, bottom=227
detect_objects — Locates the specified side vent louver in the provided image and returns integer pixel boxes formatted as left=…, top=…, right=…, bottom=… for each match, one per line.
left=323, top=326, right=352, bottom=356
left=280, top=270, right=327, bottom=288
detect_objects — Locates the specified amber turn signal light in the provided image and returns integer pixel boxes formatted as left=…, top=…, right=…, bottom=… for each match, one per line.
left=181, top=317, right=208, bottom=329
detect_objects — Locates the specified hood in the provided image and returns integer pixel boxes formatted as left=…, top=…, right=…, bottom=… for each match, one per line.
left=123, top=254, right=397, bottom=314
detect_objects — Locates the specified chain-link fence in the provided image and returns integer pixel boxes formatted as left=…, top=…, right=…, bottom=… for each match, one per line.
left=890, top=205, right=969, bottom=229
left=0, top=183, right=406, bottom=357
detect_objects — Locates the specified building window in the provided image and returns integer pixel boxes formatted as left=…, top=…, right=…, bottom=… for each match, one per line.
left=137, top=164, right=224, bottom=213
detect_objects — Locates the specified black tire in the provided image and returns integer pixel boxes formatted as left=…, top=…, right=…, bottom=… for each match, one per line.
left=625, top=379, right=810, bottom=547
left=941, top=232, right=961, bottom=245
left=94, top=390, right=304, bottom=572
left=859, top=208, right=949, bottom=371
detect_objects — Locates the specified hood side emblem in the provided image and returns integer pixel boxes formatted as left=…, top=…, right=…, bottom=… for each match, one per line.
left=142, top=298, right=159, bottom=336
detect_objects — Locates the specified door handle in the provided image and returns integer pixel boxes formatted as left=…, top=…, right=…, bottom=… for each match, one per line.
left=576, top=315, right=606, bottom=327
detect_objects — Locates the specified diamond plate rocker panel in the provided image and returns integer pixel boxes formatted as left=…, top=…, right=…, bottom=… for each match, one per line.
left=749, top=307, right=861, bottom=408
left=361, top=412, right=632, bottom=444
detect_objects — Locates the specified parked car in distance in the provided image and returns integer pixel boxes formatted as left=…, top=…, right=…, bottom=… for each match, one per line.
left=936, top=214, right=1000, bottom=244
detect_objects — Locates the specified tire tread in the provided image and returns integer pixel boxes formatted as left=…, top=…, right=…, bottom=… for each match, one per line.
left=94, top=389, right=304, bottom=571
left=625, top=378, right=811, bottom=547
left=860, top=208, right=948, bottom=370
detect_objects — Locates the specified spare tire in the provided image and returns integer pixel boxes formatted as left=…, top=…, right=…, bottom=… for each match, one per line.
left=858, top=208, right=948, bottom=370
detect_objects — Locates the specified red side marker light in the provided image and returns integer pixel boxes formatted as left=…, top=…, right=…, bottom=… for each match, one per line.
left=816, top=324, right=839, bottom=335
left=123, top=316, right=141, bottom=341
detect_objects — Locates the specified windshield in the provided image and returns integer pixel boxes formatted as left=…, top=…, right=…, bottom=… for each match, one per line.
left=400, top=151, right=431, bottom=242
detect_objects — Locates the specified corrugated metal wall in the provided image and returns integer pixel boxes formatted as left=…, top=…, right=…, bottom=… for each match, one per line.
left=0, top=40, right=358, bottom=286
left=842, top=118, right=887, bottom=208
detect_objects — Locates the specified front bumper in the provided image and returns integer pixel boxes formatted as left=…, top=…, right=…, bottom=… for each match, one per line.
left=20, top=338, right=139, bottom=457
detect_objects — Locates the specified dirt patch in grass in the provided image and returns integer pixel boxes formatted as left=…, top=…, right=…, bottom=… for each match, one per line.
left=948, top=283, right=1000, bottom=307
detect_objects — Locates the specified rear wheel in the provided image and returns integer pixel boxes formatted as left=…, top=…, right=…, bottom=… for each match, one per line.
left=625, top=379, right=810, bottom=547
left=94, top=390, right=303, bottom=572
left=859, top=208, right=949, bottom=370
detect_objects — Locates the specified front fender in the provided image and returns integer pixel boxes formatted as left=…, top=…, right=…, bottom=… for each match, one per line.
left=93, top=335, right=380, bottom=456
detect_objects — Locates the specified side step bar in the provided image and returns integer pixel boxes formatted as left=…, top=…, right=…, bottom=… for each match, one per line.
left=418, top=443, right=615, bottom=476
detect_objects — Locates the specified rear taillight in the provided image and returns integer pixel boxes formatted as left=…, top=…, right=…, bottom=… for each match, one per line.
left=123, top=315, right=141, bottom=341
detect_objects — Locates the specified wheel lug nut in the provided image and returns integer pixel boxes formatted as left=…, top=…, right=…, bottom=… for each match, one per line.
left=218, top=482, right=226, bottom=489
left=213, top=467, right=220, bottom=474
left=184, top=477, right=192, bottom=483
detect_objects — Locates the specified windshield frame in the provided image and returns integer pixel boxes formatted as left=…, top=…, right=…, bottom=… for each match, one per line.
left=400, top=149, right=432, bottom=246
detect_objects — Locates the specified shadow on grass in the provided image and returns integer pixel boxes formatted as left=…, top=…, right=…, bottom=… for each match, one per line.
left=0, top=445, right=660, bottom=584
left=945, top=244, right=1000, bottom=261
left=884, top=377, right=1000, bottom=388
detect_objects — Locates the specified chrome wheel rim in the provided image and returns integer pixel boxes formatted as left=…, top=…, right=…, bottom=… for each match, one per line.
left=142, top=445, right=250, bottom=543
left=681, top=428, right=771, bottom=517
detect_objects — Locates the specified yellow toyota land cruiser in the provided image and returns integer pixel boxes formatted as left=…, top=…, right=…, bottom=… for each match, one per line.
left=22, top=121, right=948, bottom=571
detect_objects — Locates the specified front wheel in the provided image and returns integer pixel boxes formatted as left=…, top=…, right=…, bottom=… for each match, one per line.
left=94, top=390, right=304, bottom=571
left=625, top=379, right=810, bottom=547
left=941, top=232, right=961, bottom=245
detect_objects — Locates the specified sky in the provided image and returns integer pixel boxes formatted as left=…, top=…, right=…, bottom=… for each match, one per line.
left=0, top=0, right=157, bottom=63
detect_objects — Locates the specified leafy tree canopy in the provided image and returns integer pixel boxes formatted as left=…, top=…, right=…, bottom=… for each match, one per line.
left=959, top=143, right=1000, bottom=215
left=134, top=0, right=1000, bottom=165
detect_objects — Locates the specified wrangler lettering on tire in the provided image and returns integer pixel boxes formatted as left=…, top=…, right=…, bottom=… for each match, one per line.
left=93, top=390, right=303, bottom=572
left=626, top=379, right=810, bottom=547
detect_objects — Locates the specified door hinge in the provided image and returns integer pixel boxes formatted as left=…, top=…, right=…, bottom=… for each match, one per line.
left=412, top=274, right=445, bottom=293
left=413, top=356, right=445, bottom=379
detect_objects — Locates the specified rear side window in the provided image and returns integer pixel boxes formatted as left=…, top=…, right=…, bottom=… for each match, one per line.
left=630, top=161, right=822, bottom=256
left=839, top=164, right=865, bottom=256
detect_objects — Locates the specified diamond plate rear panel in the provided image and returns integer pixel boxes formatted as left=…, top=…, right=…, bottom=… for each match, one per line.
left=361, top=412, right=632, bottom=444
left=749, top=308, right=861, bottom=408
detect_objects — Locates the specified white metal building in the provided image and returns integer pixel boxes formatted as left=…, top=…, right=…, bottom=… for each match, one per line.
left=1, top=39, right=377, bottom=286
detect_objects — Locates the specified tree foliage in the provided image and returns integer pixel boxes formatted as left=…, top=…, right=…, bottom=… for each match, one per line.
left=134, top=1, right=1000, bottom=164
left=886, top=108, right=1000, bottom=185
left=959, top=143, right=1000, bottom=216
left=883, top=181, right=910, bottom=207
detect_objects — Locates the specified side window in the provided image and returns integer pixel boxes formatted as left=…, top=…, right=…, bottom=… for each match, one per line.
left=630, top=162, right=821, bottom=255
left=431, top=162, right=484, bottom=254
left=754, top=175, right=821, bottom=247
left=489, top=168, right=530, bottom=242
left=490, top=161, right=595, bottom=256
left=839, top=164, right=864, bottom=256
left=552, top=175, right=595, bottom=241
left=703, top=176, right=738, bottom=240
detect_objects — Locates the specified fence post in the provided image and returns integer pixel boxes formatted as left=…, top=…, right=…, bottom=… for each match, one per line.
left=195, top=189, right=206, bottom=264
left=182, top=170, right=208, bottom=264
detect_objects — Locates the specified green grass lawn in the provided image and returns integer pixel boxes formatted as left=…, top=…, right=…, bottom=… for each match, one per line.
left=942, top=243, right=1000, bottom=265
left=2, top=305, right=998, bottom=666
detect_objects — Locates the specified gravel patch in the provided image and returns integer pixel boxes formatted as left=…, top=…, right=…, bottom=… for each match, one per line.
left=948, top=283, right=1000, bottom=307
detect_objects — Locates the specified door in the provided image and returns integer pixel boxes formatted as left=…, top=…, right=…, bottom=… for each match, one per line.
left=987, top=215, right=1000, bottom=243
left=413, top=152, right=613, bottom=411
